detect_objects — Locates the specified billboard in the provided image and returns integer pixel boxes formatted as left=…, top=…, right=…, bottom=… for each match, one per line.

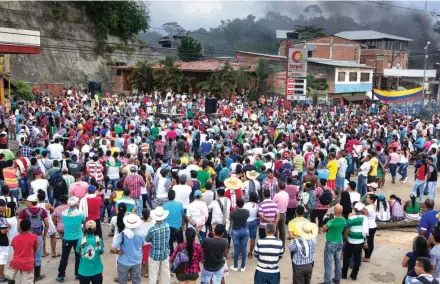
left=288, top=48, right=307, bottom=77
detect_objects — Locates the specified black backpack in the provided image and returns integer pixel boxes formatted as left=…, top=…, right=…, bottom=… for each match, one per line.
left=52, top=171, right=68, bottom=198
left=417, top=276, right=439, bottom=284
left=318, top=187, right=332, bottom=206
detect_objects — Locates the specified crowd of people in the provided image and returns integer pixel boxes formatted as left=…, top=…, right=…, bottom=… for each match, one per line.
left=0, top=88, right=437, bottom=284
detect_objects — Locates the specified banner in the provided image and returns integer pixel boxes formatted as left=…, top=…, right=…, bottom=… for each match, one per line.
left=373, top=87, right=424, bottom=103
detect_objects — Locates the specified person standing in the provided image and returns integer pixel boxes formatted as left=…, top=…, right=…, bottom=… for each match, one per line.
left=364, top=193, right=378, bottom=262
left=18, top=194, right=49, bottom=282
left=243, top=192, right=259, bottom=259
left=56, top=196, right=84, bottom=283
left=3, top=160, right=19, bottom=199
left=342, top=202, right=369, bottom=281
left=320, top=204, right=346, bottom=284
left=253, top=223, right=284, bottom=284
left=288, top=222, right=318, bottom=284
left=356, top=155, right=370, bottom=197
left=163, top=190, right=184, bottom=255
left=123, top=166, right=145, bottom=216
left=258, top=189, right=280, bottom=239
left=78, top=185, right=103, bottom=240
left=1, top=185, right=18, bottom=242
left=273, top=181, right=289, bottom=248
left=426, top=157, right=437, bottom=201
left=229, top=198, right=250, bottom=272
left=146, top=207, right=171, bottom=284
left=69, top=173, right=89, bottom=199
left=187, top=190, right=209, bottom=242
left=200, top=224, right=228, bottom=284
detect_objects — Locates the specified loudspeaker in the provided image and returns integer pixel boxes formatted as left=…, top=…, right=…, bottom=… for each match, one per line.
left=205, top=98, right=218, bottom=115
left=88, top=81, right=102, bottom=95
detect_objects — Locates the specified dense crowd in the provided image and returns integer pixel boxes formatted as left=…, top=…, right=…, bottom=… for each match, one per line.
left=0, top=88, right=438, bottom=284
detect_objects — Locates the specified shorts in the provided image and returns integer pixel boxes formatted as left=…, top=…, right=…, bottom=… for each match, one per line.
left=176, top=273, right=199, bottom=281
left=247, top=219, right=259, bottom=240
left=327, top=180, right=336, bottom=190
left=0, top=246, right=9, bottom=265
left=200, top=268, right=224, bottom=284
left=336, top=176, right=345, bottom=189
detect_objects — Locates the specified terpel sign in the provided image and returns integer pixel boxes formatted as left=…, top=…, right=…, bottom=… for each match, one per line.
left=288, top=48, right=307, bottom=77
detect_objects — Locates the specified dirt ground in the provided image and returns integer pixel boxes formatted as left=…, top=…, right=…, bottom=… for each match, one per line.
left=16, top=167, right=432, bottom=284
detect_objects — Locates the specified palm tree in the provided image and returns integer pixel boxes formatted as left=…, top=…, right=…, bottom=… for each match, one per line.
left=153, top=56, right=179, bottom=91
left=255, top=59, right=269, bottom=96
left=307, top=74, right=328, bottom=106
left=232, top=66, right=251, bottom=93
left=128, top=60, right=154, bottom=93
left=169, top=73, right=194, bottom=93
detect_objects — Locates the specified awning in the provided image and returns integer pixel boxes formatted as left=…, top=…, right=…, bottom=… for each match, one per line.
left=343, top=95, right=369, bottom=101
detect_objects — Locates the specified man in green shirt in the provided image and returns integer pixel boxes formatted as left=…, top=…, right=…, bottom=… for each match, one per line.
left=321, top=204, right=346, bottom=284
left=151, top=124, right=159, bottom=140
left=114, top=123, right=123, bottom=135
left=197, top=162, right=211, bottom=191
left=254, top=154, right=264, bottom=173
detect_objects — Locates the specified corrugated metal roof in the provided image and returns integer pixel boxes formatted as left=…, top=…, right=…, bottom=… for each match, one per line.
left=236, top=51, right=286, bottom=59
left=334, top=30, right=413, bottom=42
left=276, top=30, right=294, bottom=39
left=308, top=58, right=375, bottom=69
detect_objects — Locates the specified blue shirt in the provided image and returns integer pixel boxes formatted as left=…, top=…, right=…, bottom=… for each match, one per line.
left=317, top=169, right=329, bottom=181
left=112, top=230, right=145, bottom=266
left=201, top=142, right=212, bottom=154
left=163, top=201, right=184, bottom=229
left=418, top=210, right=439, bottom=239
left=62, top=210, right=85, bottom=241
left=415, top=137, right=426, bottom=150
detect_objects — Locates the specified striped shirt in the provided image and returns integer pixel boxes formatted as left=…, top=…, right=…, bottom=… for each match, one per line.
left=254, top=236, right=284, bottom=273
left=258, top=199, right=279, bottom=228
left=346, top=214, right=368, bottom=244
left=86, top=161, right=104, bottom=183
left=288, top=238, right=316, bottom=265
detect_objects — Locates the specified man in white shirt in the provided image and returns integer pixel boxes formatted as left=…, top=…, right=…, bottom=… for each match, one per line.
left=47, top=138, right=64, bottom=162
left=186, top=190, right=209, bottom=241
left=208, top=188, right=231, bottom=230
left=173, top=175, right=192, bottom=209
left=357, top=156, right=371, bottom=196
left=337, top=151, right=348, bottom=192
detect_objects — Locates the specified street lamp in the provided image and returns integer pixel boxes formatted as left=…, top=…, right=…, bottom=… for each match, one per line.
left=423, top=41, right=431, bottom=97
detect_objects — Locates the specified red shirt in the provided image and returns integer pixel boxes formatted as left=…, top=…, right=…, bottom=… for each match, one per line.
left=86, top=196, right=103, bottom=221
left=10, top=232, right=38, bottom=271
left=417, top=165, right=426, bottom=181
left=224, top=189, right=243, bottom=211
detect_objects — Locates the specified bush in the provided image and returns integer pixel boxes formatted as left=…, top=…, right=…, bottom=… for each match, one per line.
left=11, top=80, right=35, bottom=101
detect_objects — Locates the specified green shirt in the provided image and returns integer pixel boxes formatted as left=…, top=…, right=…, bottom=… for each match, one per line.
left=114, top=124, right=123, bottom=135
left=197, top=170, right=210, bottom=189
left=151, top=127, right=159, bottom=139
left=76, top=235, right=104, bottom=276
left=62, top=210, right=85, bottom=241
left=254, top=160, right=264, bottom=172
left=325, top=217, right=346, bottom=243
left=346, top=215, right=365, bottom=244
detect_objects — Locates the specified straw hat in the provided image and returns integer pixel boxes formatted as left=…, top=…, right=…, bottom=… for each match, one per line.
left=123, top=214, right=143, bottom=229
left=298, top=222, right=318, bottom=240
left=224, top=176, right=243, bottom=190
left=151, top=206, right=170, bottom=221
left=367, top=182, right=378, bottom=189
left=246, top=170, right=259, bottom=180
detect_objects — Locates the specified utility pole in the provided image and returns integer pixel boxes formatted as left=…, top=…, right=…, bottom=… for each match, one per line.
left=423, top=41, right=431, bottom=98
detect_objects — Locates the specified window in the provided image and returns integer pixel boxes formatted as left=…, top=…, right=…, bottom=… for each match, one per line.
left=338, top=72, right=346, bottom=82
left=360, top=72, right=370, bottom=82
left=349, top=72, right=358, bottom=82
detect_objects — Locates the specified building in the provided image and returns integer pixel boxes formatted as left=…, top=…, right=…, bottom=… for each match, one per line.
left=334, top=30, right=412, bottom=89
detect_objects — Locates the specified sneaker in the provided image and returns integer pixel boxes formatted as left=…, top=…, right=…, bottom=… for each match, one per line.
left=55, top=277, right=64, bottom=283
left=403, top=177, right=408, bottom=183
left=0, top=277, right=7, bottom=283
left=240, top=267, right=246, bottom=272
left=229, top=266, right=238, bottom=272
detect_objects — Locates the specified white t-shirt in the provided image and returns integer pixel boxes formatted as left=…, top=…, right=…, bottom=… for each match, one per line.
left=47, top=143, right=64, bottom=160
left=348, top=191, right=360, bottom=204
left=208, top=197, right=231, bottom=225
left=366, top=204, right=377, bottom=229
left=186, top=200, right=209, bottom=232
left=358, top=161, right=371, bottom=177
left=173, top=184, right=192, bottom=208
left=31, top=179, right=49, bottom=196
left=243, top=202, right=258, bottom=222
left=337, top=158, right=347, bottom=177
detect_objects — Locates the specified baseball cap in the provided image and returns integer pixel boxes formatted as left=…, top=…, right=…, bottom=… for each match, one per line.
left=27, top=195, right=38, bottom=202
left=130, top=166, right=137, bottom=172
left=34, top=169, right=43, bottom=176
left=194, top=190, right=202, bottom=197
left=88, top=185, right=97, bottom=193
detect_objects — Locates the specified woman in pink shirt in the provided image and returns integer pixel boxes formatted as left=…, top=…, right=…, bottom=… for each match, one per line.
left=284, top=176, right=299, bottom=224
left=388, top=147, right=399, bottom=184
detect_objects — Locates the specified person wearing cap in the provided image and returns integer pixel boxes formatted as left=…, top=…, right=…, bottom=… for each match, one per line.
left=146, top=207, right=171, bottom=284
left=342, top=202, right=369, bottom=280
left=75, top=220, right=104, bottom=284
left=56, top=196, right=84, bottom=282
left=69, top=172, right=89, bottom=199
left=7, top=219, right=37, bottom=284
left=288, top=221, right=318, bottom=284
left=123, top=166, right=145, bottom=217
left=187, top=190, right=209, bottom=242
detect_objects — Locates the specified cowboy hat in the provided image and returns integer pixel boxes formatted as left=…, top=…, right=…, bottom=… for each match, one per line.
left=246, top=170, right=259, bottom=180
left=123, top=214, right=143, bottom=229
left=298, top=222, right=318, bottom=240
left=151, top=206, right=169, bottom=221
left=224, top=176, right=243, bottom=190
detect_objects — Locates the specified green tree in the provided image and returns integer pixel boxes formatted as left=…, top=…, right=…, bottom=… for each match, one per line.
left=294, top=25, right=326, bottom=38
left=178, top=36, right=203, bottom=62
left=306, top=74, right=328, bottom=106
left=232, top=66, right=252, bottom=93
left=11, top=80, right=34, bottom=101
left=129, top=60, right=154, bottom=93
left=196, top=62, right=236, bottom=98
left=153, top=56, right=179, bottom=91
left=162, top=22, right=186, bottom=36
left=169, top=73, right=194, bottom=93
left=254, top=59, right=270, bottom=97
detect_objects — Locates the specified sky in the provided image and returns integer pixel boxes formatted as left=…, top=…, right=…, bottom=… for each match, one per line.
left=147, top=0, right=440, bottom=32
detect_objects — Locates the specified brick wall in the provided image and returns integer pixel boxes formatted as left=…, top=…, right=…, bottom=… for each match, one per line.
left=360, top=49, right=409, bottom=73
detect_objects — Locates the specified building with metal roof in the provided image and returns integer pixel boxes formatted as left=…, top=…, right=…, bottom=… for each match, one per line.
left=334, top=30, right=413, bottom=42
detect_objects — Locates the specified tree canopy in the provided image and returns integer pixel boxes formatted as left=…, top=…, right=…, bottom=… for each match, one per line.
left=178, top=36, right=203, bottom=62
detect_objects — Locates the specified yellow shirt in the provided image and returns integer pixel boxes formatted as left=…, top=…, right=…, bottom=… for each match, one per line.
left=288, top=217, right=310, bottom=243
left=180, top=156, right=189, bottom=165
left=369, top=157, right=378, bottom=176
left=110, top=147, right=120, bottom=156
left=327, top=160, right=338, bottom=180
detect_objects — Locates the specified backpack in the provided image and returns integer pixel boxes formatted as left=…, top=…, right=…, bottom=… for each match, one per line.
left=318, top=187, right=332, bottom=206
left=416, top=276, right=439, bottom=284
left=171, top=245, right=190, bottom=273
left=24, top=208, right=44, bottom=235
left=52, top=171, right=68, bottom=197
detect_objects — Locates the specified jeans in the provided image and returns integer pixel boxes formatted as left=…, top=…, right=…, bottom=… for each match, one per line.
left=58, top=239, right=80, bottom=277
left=278, top=213, right=286, bottom=248
left=109, top=179, right=118, bottom=190
left=412, top=180, right=426, bottom=202
left=35, top=235, right=43, bottom=266
left=427, top=181, right=437, bottom=201
left=199, top=231, right=207, bottom=242
left=357, top=175, right=367, bottom=196
left=254, top=270, right=280, bottom=284
left=54, top=199, right=63, bottom=208
left=100, top=199, right=112, bottom=222
left=149, top=258, right=170, bottom=284
left=389, top=164, right=398, bottom=178
left=117, top=263, right=141, bottom=284
left=142, top=192, right=153, bottom=209
left=398, top=163, right=408, bottom=178
left=324, top=241, right=343, bottom=284
left=342, top=242, right=363, bottom=279
left=47, top=186, right=54, bottom=205
left=248, top=219, right=259, bottom=240
left=231, top=227, right=249, bottom=269
left=19, top=177, right=29, bottom=199
left=169, top=227, right=184, bottom=256
left=135, top=197, right=143, bottom=217
left=9, top=188, right=19, bottom=200
left=79, top=273, right=103, bottom=284
left=200, top=268, right=224, bottom=284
